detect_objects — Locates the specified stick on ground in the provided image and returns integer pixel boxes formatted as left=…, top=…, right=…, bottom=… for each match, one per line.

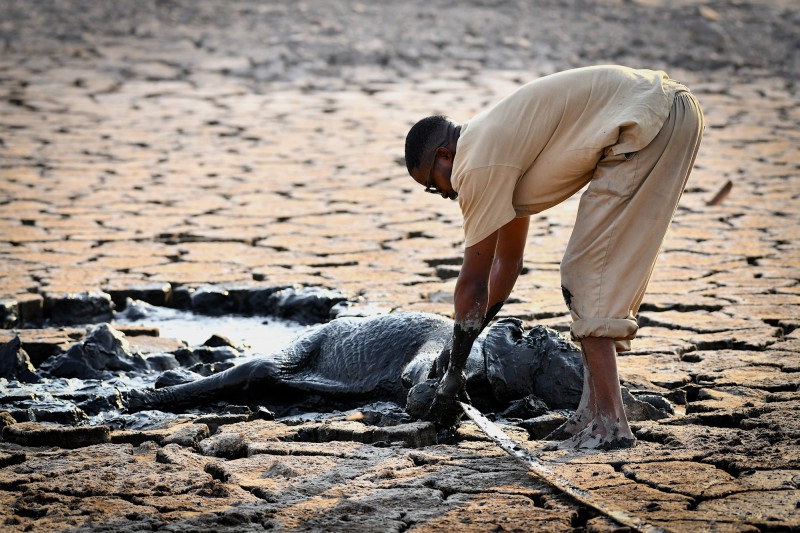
left=459, top=402, right=671, bottom=533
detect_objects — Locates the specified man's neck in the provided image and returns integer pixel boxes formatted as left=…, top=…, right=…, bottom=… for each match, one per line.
left=448, top=124, right=462, bottom=154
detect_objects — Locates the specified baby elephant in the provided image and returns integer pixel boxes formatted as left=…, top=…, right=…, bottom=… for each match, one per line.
left=126, top=312, right=584, bottom=418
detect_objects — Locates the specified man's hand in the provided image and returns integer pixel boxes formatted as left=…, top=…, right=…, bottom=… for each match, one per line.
left=427, top=216, right=529, bottom=429
left=427, top=368, right=467, bottom=427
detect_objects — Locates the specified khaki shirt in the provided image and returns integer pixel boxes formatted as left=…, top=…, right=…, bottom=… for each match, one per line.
left=452, top=65, right=682, bottom=247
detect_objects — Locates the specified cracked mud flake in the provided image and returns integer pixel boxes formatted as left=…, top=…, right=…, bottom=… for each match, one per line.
left=5, top=492, right=162, bottom=531
left=1, top=444, right=184, bottom=495
left=624, top=461, right=800, bottom=505
left=541, top=440, right=702, bottom=466
left=638, top=310, right=773, bottom=334
left=418, top=465, right=550, bottom=499
left=625, top=328, right=697, bottom=356
left=733, top=469, right=800, bottom=491
left=617, top=352, right=692, bottom=389
left=636, top=294, right=732, bottom=315
left=680, top=351, right=800, bottom=391
left=546, top=462, right=633, bottom=491
left=275, top=488, right=451, bottom=532
left=156, top=443, right=214, bottom=471
left=621, top=461, right=736, bottom=498
left=656, top=251, right=745, bottom=270
left=247, top=440, right=372, bottom=458
left=684, top=386, right=766, bottom=413
left=0, top=442, right=259, bottom=528
left=212, top=419, right=315, bottom=444
left=588, top=482, right=695, bottom=514
left=695, top=489, right=800, bottom=526
left=683, top=349, right=797, bottom=372
left=712, top=366, right=800, bottom=391
left=212, top=453, right=380, bottom=497
left=741, top=404, right=800, bottom=438
left=635, top=418, right=783, bottom=451
left=129, top=481, right=261, bottom=516
left=688, top=329, right=782, bottom=352
left=703, top=442, right=800, bottom=474
left=410, top=492, right=573, bottom=531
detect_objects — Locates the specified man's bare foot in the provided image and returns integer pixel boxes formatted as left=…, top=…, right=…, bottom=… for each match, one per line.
left=554, top=413, right=636, bottom=451
left=543, top=406, right=593, bottom=441
left=545, top=353, right=594, bottom=441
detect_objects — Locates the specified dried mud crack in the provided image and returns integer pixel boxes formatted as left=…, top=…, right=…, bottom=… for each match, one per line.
left=2, top=0, right=800, bottom=531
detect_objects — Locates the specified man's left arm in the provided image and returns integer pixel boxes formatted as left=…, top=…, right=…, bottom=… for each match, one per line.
left=450, top=215, right=530, bottom=370
left=430, top=216, right=529, bottom=425
left=428, top=231, right=496, bottom=424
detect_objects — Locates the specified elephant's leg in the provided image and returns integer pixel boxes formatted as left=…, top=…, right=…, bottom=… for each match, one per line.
left=126, top=358, right=281, bottom=413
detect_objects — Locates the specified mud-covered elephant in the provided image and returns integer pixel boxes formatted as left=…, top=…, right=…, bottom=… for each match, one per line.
left=126, top=312, right=584, bottom=418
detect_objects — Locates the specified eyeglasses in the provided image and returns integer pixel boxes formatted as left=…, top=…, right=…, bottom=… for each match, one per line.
left=424, top=140, right=449, bottom=195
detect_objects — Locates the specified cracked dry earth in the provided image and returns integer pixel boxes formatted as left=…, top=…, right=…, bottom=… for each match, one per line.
left=1, top=0, right=799, bottom=531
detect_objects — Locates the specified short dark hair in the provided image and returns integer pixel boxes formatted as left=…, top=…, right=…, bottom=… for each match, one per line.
left=404, top=115, right=450, bottom=175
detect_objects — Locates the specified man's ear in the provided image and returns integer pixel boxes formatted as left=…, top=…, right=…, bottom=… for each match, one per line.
left=436, top=146, right=454, bottom=161
left=436, top=147, right=456, bottom=177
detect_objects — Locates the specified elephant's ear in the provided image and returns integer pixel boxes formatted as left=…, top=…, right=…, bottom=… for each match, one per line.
left=483, top=318, right=537, bottom=405
left=277, top=323, right=328, bottom=374
left=483, top=317, right=525, bottom=351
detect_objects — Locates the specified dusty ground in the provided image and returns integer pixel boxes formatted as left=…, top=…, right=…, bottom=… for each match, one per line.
left=1, top=0, right=799, bottom=531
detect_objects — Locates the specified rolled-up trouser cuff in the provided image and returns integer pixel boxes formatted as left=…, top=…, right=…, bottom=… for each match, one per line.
left=570, top=317, right=638, bottom=353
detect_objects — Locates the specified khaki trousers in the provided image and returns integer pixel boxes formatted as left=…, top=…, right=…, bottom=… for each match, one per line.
left=560, top=89, right=704, bottom=351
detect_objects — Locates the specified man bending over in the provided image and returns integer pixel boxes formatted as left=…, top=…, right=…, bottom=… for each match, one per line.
left=404, top=65, right=703, bottom=450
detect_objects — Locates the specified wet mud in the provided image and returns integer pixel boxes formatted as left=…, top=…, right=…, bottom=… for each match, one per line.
left=123, top=312, right=586, bottom=416
left=1, top=0, right=799, bottom=531
left=2, top=305, right=594, bottom=429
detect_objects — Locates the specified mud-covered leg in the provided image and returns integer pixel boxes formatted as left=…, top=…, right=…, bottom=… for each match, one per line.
left=556, top=337, right=635, bottom=450
left=125, top=359, right=280, bottom=413
left=544, top=350, right=594, bottom=441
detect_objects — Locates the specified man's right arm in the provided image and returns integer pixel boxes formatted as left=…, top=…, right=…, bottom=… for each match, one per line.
left=439, top=215, right=531, bottom=375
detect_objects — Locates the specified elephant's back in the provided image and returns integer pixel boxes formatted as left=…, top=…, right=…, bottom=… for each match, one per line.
left=283, top=312, right=451, bottom=397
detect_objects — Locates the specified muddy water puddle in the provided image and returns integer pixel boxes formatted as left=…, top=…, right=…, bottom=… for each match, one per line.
left=1, top=305, right=311, bottom=429
left=114, top=303, right=309, bottom=355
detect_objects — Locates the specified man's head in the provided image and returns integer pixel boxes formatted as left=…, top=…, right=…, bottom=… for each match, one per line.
left=404, top=115, right=459, bottom=200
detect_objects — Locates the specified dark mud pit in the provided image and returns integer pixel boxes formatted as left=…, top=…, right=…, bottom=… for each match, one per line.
left=1, top=303, right=309, bottom=431
left=1, top=293, right=797, bottom=532
left=0, top=290, right=707, bottom=533
left=6, top=295, right=671, bottom=438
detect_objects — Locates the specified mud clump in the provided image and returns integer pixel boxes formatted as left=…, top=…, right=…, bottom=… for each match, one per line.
left=0, top=336, right=39, bottom=383
left=3, top=422, right=110, bottom=448
left=45, top=291, right=114, bottom=326
left=38, top=324, right=148, bottom=380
